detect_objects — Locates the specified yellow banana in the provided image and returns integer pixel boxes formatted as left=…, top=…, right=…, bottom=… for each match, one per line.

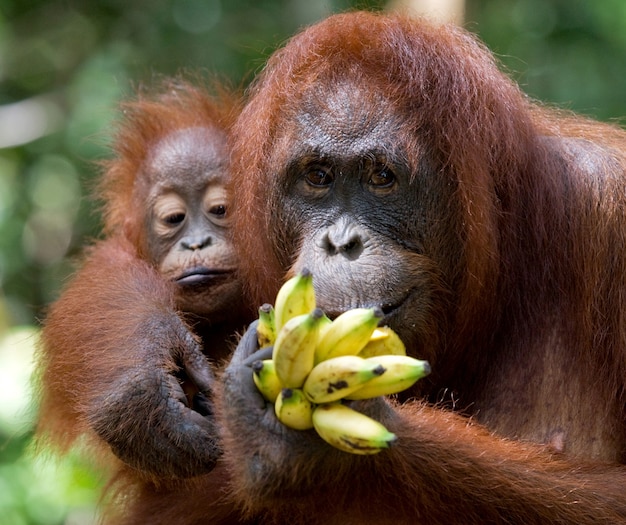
left=370, top=328, right=391, bottom=341
left=252, top=359, right=282, bottom=402
left=303, top=355, right=385, bottom=404
left=274, top=388, right=315, bottom=430
left=257, top=303, right=276, bottom=348
left=315, top=307, right=384, bottom=363
left=273, top=308, right=324, bottom=388
left=345, top=355, right=431, bottom=400
left=312, top=402, right=397, bottom=455
left=358, top=326, right=406, bottom=357
left=318, top=310, right=333, bottom=339
left=273, top=269, right=316, bottom=333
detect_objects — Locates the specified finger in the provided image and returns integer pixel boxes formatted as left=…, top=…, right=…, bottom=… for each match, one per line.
left=223, top=346, right=274, bottom=411
left=180, top=332, right=216, bottom=395
left=241, top=346, right=273, bottom=367
left=184, top=404, right=217, bottom=433
left=90, top=369, right=220, bottom=477
left=165, top=375, right=215, bottom=433
left=168, top=374, right=189, bottom=406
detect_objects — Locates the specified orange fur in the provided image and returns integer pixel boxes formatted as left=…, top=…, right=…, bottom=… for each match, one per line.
left=35, top=80, right=251, bottom=524
left=222, top=11, right=626, bottom=524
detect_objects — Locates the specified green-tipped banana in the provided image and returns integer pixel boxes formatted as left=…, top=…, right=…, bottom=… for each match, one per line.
left=273, top=269, right=316, bottom=333
left=257, top=304, right=276, bottom=348
left=252, top=359, right=282, bottom=402
left=274, top=388, right=315, bottom=430
left=318, top=310, right=333, bottom=339
left=312, top=402, right=397, bottom=455
left=345, top=355, right=431, bottom=400
left=315, top=307, right=384, bottom=363
left=358, top=326, right=407, bottom=357
left=303, top=355, right=386, bottom=404
left=273, top=308, right=324, bottom=388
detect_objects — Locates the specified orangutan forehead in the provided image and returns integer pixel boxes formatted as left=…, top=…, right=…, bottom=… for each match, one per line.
left=291, top=82, right=400, bottom=157
left=145, top=126, right=227, bottom=186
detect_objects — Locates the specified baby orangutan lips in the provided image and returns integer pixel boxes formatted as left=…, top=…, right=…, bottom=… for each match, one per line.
left=176, top=267, right=232, bottom=287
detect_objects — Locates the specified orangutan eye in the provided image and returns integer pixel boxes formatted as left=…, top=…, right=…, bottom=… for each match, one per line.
left=305, top=168, right=334, bottom=187
left=368, top=168, right=396, bottom=188
left=210, top=204, right=226, bottom=217
left=164, top=212, right=186, bottom=225
left=153, top=193, right=188, bottom=236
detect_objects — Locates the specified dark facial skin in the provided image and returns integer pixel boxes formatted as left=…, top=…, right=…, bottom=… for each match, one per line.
left=143, top=126, right=243, bottom=321
left=274, top=84, right=458, bottom=364
left=216, top=83, right=467, bottom=507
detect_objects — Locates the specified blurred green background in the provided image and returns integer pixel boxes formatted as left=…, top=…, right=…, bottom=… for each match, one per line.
left=0, top=0, right=625, bottom=523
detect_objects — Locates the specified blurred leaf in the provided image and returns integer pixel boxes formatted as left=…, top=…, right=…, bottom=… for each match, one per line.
left=0, top=1, right=624, bottom=523
left=0, top=322, right=102, bottom=525
left=0, top=325, right=39, bottom=436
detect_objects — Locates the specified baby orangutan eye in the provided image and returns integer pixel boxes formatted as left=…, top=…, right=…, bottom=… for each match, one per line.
left=164, top=212, right=186, bottom=225
left=210, top=205, right=226, bottom=217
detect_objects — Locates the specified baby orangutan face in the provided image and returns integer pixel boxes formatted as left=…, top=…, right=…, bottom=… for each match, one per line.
left=142, top=127, right=243, bottom=319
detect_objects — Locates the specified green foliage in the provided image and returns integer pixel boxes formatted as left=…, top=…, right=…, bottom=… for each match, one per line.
left=467, top=0, right=626, bottom=121
left=1, top=0, right=623, bottom=325
left=0, top=324, right=101, bottom=525
left=0, top=452, right=102, bottom=525
left=0, top=1, right=624, bottom=523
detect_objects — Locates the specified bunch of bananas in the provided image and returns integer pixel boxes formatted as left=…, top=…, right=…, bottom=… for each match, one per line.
left=251, top=269, right=431, bottom=455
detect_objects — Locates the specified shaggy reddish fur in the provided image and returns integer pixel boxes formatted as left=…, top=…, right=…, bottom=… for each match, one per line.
left=99, top=80, right=239, bottom=254
left=34, top=80, right=251, bottom=525
left=220, top=11, right=626, bottom=524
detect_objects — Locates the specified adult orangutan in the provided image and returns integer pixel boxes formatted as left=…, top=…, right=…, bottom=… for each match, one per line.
left=218, top=11, right=626, bottom=525
left=35, top=80, right=253, bottom=524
